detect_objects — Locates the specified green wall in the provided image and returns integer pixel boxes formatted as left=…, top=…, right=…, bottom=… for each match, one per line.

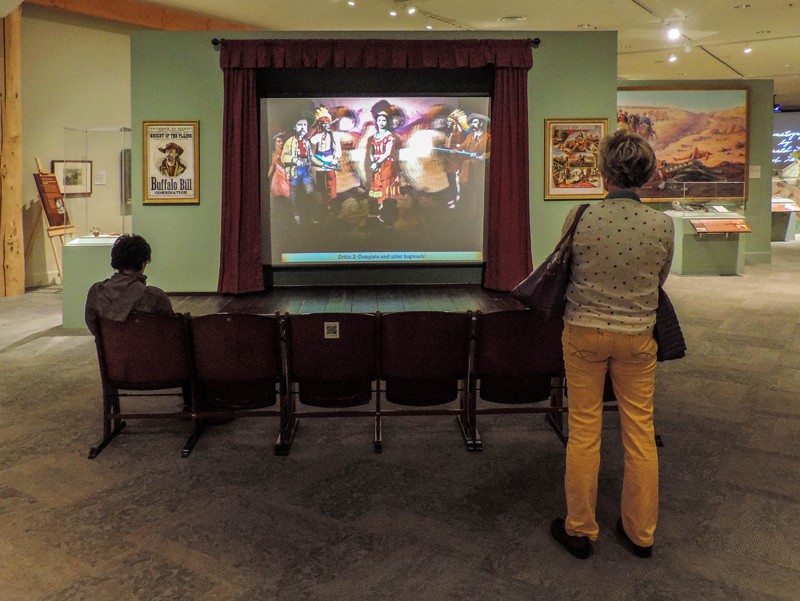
left=131, top=30, right=618, bottom=292
left=527, top=32, right=618, bottom=264
left=131, top=31, right=773, bottom=292
left=622, top=79, right=774, bottom=265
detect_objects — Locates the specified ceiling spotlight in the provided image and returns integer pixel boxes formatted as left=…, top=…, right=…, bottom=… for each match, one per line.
left=347, top=0, right=355, bottom=5
left=668, top=54, right=677, bottom=62
left=743, top=47, right=752, bottom=53
left=389, top=10, right=397, bottom=16
left=407, top=6, right=416, bottom=14
left=734, top=3, right=751, bottom=8
left=577, top=23, right=592, bottom=29
left=667, top=27, right=681, bottom=40
left=426, top=23, right=433, bottom=30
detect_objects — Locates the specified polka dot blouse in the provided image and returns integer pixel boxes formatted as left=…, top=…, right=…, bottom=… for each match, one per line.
left=561, top=192, right=674, bottom=334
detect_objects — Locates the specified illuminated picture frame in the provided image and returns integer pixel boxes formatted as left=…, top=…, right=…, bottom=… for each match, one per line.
left=142, top=120, right=199, bottom=205
left=617, top=87, right=749, bottom=202
left=544, top=118, right=607, bottom=200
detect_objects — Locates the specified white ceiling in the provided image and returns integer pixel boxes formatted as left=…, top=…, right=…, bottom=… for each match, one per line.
left=141, top=0, right=800, bottom=108
left=12, top=0, right=800, bottom=108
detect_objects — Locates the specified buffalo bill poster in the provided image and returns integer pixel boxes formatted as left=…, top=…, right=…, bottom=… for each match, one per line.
left=143, top=121, right=199, bottom=204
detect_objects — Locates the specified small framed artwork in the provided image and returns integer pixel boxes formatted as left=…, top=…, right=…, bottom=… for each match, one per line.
left=545, top=118, right=608, bottom=200
left=142, top=120, right=199, bottom=205
left=51, top=160, right=93, bottom=196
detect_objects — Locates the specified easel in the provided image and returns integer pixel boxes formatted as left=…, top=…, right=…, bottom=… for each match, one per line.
left=25, top=158, right=75, bottom=280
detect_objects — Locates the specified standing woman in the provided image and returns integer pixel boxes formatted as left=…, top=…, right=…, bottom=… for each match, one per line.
left=366, top=111, right=400, bottom=204
left=268, top=133, right=291, bottom=199
left=550, top=129, right=674, bottom=559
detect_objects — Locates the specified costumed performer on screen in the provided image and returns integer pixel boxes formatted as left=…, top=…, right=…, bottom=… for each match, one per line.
left=268, top=132, right=291, bottom=199
left=281, top=117, right=314, bottom=224
left=366, top=108, right=401, bottom=205
left=309, top=106, right=342, bottom=213
left=453, top=113, right=490, bottom=212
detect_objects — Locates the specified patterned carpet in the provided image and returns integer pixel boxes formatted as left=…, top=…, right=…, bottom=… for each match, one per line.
left=1, top=243, right=799, bottom=600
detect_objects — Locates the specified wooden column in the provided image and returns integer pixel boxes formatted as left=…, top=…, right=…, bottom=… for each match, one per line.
left=0, top=7, right=24, bottom=297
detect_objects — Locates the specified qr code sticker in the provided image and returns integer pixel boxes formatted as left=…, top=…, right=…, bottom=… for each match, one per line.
left=324, top=322, right=340, bottom=339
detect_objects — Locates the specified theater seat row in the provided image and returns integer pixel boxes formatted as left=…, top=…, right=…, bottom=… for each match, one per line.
left=88, top=309, right=601, bottom=459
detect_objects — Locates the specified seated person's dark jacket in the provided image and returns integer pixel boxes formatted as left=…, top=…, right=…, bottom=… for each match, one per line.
left=85, top=273, right=173, bottom=335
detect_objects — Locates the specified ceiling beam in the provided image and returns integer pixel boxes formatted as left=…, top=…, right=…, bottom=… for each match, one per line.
left=23, top=0, right=257, bottom=31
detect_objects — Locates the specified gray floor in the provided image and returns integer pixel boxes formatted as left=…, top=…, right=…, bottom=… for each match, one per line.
left=1, top=243, right=799, bottom=600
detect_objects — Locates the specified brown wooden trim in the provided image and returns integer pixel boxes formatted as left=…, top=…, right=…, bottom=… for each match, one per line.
left=1, top=8, right=25, bottom=297
left=24, top=0, right=258, bottom=31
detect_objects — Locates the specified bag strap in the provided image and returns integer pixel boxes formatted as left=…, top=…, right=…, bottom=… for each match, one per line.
left=555, top=203, right=590, bottom=247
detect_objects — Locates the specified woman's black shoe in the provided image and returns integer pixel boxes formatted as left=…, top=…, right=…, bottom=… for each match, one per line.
left=550, top=518, right=592, bottom=559
left=616, top=518, right=653, bottom=558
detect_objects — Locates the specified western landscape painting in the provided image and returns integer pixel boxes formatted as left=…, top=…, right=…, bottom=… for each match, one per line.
left=617, top=88, right=748, bottom=202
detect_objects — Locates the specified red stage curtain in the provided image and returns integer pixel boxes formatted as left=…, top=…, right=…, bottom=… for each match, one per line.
left=219, top=38, right=533, bottom=294
left=219, top=66, right=263, bottom=293
left=484, top=65, right=533, bottom=290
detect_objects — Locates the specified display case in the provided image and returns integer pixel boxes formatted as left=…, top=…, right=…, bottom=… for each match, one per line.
left=59, top=127, right=132, bottom=238
left=665, top=209, right=749, bottom=276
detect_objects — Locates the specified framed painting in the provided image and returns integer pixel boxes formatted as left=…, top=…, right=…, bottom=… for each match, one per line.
left=142, top=120, right=199, bottom=204
left=617, top=87, right=749, bottom=202
left=51, top=160, right=92, bottom=196
left=545, top=118, right=608, bottom=200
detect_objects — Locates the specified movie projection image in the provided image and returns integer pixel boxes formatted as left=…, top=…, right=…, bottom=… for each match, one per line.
left=263, top=96, right=491, bottom=265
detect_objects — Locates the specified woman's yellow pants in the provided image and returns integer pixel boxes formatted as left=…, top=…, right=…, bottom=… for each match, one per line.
left=562, top=323, right=659, bottom=547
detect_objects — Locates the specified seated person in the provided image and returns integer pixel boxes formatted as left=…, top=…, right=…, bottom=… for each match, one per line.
left=85, top=234, right=173, bottom=335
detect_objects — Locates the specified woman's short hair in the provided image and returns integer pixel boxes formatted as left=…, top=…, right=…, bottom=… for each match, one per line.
left=598, top=129, right=657, bottom=189
left=111, top=234, right=151, bottom=271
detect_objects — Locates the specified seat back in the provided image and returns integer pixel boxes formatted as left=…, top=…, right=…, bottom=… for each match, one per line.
left=474, top=310, right=564, bottom=403
left=96, top=313, right=191, bottom=390
left=286, top=313, right=378, bottom=407
left=189, top=313, right=282, bottom=411
left=380, top=311, right=472, bottom=406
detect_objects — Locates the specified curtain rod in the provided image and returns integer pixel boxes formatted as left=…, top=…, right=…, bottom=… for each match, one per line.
left=213, top=38, right=540, bottom=48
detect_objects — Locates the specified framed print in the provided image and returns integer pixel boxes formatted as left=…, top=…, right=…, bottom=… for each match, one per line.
left=51, top=160, right=93, bottom=196
left=545, top=118, right=607, bottom=200
left=617, top=87, right=748, bottom=202
left=142, top=120, right=199, bottom=204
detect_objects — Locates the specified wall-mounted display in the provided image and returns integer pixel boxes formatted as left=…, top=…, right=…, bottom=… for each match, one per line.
left=142, top=120, right=199, bottom=204
left=544, top=118, right=607, bottom=200
left=617, top=87, right=748, bottom=203
left=51, top=160, right=93, bottom=196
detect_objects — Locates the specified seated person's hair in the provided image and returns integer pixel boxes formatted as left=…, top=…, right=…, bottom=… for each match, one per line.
left=111, top=234, right=152, bottom=271
left=598, top=129, right=657, bottom=189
